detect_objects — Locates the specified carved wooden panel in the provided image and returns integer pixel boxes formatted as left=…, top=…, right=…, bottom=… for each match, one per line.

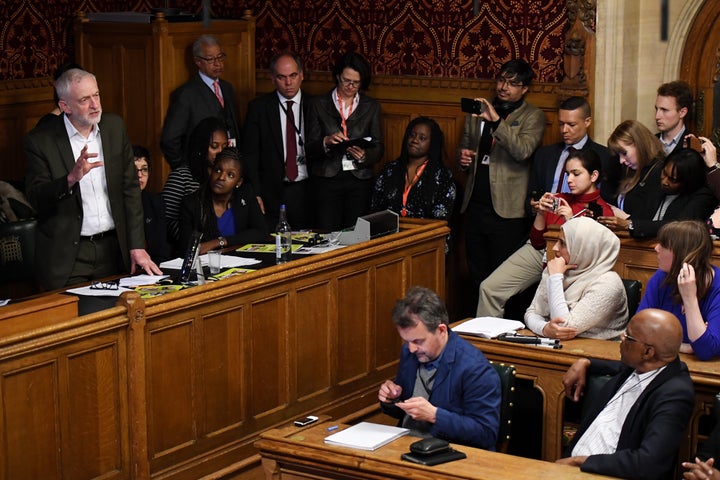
left=295, top=281, right=333, bottom=400
left=337, top=271, right=371, bottom=384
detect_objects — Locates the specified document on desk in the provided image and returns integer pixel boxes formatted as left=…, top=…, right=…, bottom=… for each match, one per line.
left=452, top=317, right=525, bottom=339
left=160, top=255, right=261, bottom=270
left=324, top=422, right=409, bottom=451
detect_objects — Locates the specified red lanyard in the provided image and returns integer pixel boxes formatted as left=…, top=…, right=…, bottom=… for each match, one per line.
left=337, top=92, right=355, bottom=137
left=401, top=161, right=428, bottom=216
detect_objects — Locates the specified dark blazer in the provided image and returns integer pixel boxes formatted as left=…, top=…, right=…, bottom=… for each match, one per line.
left=24, top=113, right=145, bottom=290
left=243, top=91, right=313, bottom=215
left=630, top=185, right=716, bottom=238
left=179, top=182, right=268, bottom=253
left=160, top=75, right=240, bottom=169
left=565, top=357, right=694, bottom=480
left=141, top=190, right=172, bottom=264
left=656, top=127, right=687, bottom=156
left=305, top=91, right=384, bottom=180
left=526, top=137, right=620, bottom=214
left=379, top=331, right=501, bottom=450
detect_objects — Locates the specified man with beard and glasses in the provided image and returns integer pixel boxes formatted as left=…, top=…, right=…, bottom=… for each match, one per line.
left=457, top=59, right=545, bottom=303
left=24, top=68, right=161, bottom=290
left=378, top=286, right=501, bottom=450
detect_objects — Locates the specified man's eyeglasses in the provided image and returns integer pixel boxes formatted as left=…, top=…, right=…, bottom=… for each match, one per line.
left=496, top=76, right=524, bottom=88
left=622, top=330, right=653, bottom=347
left=339, top=77, right=361, bottom=88
left=90, top=280, right=119, bottom=291
left=136, top=167, right=149, bottom=176
left=196, top=53, right=227, bottom=64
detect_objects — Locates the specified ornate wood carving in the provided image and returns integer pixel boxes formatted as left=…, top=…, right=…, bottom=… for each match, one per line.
left=558, top=0, right=597, bottom=100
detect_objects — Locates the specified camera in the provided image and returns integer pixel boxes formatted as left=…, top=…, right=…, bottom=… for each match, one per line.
left=587, top=200, right=603, bottom=219
left=461, top=97, right=484, bottom=115
left=552, top=197, right=560, bottom=212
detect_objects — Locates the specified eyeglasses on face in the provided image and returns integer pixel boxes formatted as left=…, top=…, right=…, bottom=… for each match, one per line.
left=339, top=77, right=361, bottom=88
left=136, top=167, right=149, bottom=176
left=622, top=330, right=653, bottom=347
left=90, top=280, right=119, bottom=291
left=196, top=53, right=227, bottom=64
left=495, top=76, right=524, bottom=88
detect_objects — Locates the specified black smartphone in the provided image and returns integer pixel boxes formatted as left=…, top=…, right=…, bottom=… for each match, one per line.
left=531, top=190, right=543, bottom=201
left=461, top=97, right=484, bottom=115
left=179, top=231, right=203, bottom=283
left=294, top=415, right=319, bottom=427
left=588, top=200, right=603, bottom=219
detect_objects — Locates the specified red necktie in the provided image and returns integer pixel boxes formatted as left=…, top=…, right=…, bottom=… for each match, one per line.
left=213, top=80, right=224, bottom=107
left=285, top=100, right=298, bottom=181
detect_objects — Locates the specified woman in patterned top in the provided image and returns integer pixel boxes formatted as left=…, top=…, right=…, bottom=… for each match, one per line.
left=371, top=116, right=456, bottom=222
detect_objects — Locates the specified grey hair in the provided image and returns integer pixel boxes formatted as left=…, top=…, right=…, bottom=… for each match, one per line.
left=55, top=68, right=96, bottom=102
left=193, top=34, right=220, bottom=58
left=392, top=286, right=448, bottom=332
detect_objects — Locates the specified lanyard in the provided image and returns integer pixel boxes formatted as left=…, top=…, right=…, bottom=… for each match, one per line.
left=336, top=92, right=355, bottom=137
left=401, top=160, right=428, bottom=216
left=279, top=99, right=304, bottom=147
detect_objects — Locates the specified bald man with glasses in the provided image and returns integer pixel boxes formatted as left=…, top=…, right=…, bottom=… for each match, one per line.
left=558, top=308, right=694, bottom=480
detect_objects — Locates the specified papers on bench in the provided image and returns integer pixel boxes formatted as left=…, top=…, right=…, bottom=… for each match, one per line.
left=452, top=317, right=525, bottom=339
left=324, top=422, right=409, bottom=451
left=160, top=255, right=260, bottom=270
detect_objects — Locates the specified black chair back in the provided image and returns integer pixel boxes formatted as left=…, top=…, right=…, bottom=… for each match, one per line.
left=622, top=279, right=642, bottom=318
left=490, top=361, right=516, bottom=453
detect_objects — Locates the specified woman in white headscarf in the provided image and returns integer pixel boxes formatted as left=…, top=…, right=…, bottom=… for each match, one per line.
left=524, top=217, right=628, bottom=340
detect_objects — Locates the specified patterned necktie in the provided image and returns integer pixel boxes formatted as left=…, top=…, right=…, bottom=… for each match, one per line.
left=213, top=80, right=224, bottom=107
left=285, top=100, right=298, bottom=181
left=556, top=146, right=577, bottom=193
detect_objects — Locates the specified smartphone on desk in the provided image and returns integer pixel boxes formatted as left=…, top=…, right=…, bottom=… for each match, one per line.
left=294, top=415, right=319, bottom=427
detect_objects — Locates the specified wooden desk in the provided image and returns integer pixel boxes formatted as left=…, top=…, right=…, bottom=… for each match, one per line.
left=462, top=334, right=720, bottom=462
left=0, top=218, right=447, bottom=479
left=256, top=420, right=616, bottom=479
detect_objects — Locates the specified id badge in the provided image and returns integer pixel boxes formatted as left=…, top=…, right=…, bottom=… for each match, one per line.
left=481, top=154, right=491, bottom=165
left=342, top=153, right=356, bottom=171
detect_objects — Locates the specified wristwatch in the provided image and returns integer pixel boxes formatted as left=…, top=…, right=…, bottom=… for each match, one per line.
left=709, top=163, right=720, bottom=173
left=218, top=237, right=227, bottom=248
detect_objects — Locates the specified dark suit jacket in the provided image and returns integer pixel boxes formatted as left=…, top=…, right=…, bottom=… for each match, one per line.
left=566, top=357, right=694, bottom=480
left=526, top=137, right=619, bottom=214
left=379, top=331, right=501, bottom=450
left=305, top=91, right=384, bottom=180
left=24, top=113, right=145, bottom=290
left=160, top=75, right=240, bottom=169
left=141, top=190, right=172, bottom=264
left=630, top=185, right=716, bottom=238
left=179, top=182, right=268, bottom=253
left=656, top=127, right=687, bottom=156
left=243, top=91, right=313, bottom=216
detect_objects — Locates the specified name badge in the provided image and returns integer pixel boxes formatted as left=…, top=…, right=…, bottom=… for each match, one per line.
left=481, top=154, right=491, bottom=165
left=227, top=138, right=237, bottom=148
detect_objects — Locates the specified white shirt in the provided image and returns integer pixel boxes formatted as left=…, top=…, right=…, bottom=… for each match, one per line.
left=277, top=90, right=308, bottom=181
left=63, top=115, right=115, bottom=236
left=572, top=366, right=666, bottom=456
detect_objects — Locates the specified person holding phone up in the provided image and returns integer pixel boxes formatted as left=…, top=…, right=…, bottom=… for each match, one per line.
left=476, top=149, right=614, bottom=320
left=456, top=59, right=545, bottom=306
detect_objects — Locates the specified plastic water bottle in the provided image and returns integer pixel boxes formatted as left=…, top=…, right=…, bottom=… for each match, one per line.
left=275, top=204, right=292, bottom=264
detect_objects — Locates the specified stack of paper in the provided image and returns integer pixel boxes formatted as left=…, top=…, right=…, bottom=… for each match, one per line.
left=324, top=422, right=409, bottom=451
left=452, top=317, right=525, bottom=339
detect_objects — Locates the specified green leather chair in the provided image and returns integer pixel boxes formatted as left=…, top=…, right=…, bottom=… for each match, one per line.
left=490, top=361, right=516, bottom=453
left=623, top=279, right=642, bottom=318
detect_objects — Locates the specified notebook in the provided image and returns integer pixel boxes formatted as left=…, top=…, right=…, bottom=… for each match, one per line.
left=452, top=317, right=525, bottom=339
left=324, top=422, right=409, bottom=451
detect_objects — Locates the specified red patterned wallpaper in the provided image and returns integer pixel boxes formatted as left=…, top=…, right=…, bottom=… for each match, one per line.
left=1, top=0, right=568, bottom=82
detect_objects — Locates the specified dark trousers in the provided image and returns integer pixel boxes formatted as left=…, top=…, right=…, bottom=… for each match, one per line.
left=264, top=180, right=313, bottom=231
left=67, top=233, right=123, bottom=287
left=464, top=202, right=528, bottom=291
left=313, top=172, right=372, bottom=231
